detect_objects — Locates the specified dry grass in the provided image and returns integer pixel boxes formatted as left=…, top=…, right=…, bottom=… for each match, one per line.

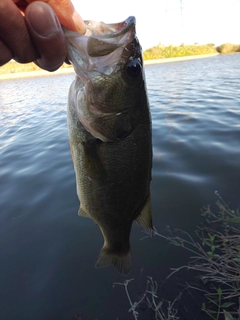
left=116, top=192, right=240, bottom=320
left=154, top=192, right=240, bottom=320
left=113, top=277, right=181, bottom=320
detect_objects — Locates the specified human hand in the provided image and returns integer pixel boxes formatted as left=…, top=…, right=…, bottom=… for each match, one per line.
left=0, top=0, right=85, bottom=71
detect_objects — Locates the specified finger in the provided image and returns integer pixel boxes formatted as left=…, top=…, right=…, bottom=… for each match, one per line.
left=46, top=0, right=86, bottom=33
left=12, top=0, right=28, bottom=12
left=26, top=0, right=86, bottom=33
left=12, top=0, right=28, bottom=4
left=25, top=2, right=67, bottom=71
left=0, top=0, right=39, bottom=63
left=0, top=39, right=13, bottom=66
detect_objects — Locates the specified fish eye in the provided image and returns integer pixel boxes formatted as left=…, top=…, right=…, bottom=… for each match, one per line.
left=126, top=59, right=142, bottom=78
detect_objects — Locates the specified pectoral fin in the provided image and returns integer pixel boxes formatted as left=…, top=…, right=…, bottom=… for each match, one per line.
left=82, top=139, right=107, bottom=181
left=135, top=194, right=153, bottom=236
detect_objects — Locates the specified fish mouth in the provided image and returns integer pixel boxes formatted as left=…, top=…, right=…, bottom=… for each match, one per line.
left=84, top=16, right=136, bottom=38
left=65, top=16, right=138, bottom=79
left=84, top=16, right=136, bottom=57
left=66, top=16, right=143, bottom=143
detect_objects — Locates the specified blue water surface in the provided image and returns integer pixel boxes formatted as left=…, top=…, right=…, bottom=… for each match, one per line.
left=0, top=54, right=240, bottom=320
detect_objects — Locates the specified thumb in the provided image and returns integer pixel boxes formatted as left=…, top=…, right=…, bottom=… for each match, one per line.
left=26, top=0, right=86, bottom=33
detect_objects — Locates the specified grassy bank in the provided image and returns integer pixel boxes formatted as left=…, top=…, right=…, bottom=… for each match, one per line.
left=1, top=43, right=240, bottom=76
left=143, top=43, right=217, bottom=60
left=143, top=42, right=240, bottom=60
left=0, top=60, right=73, bottom=76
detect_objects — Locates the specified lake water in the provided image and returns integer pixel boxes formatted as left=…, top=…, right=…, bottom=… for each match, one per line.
left=0, top=54, right=240, bottom=320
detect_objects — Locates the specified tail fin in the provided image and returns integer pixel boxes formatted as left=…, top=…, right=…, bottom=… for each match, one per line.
left=95, top=248, right=131, bottom=276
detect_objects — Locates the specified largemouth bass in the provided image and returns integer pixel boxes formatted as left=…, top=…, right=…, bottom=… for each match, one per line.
left=66, top=16, right=152, bottom=276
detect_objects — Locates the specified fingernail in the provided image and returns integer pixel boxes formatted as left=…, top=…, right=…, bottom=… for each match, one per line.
left=72, top=11, right=86, bottom=34
left=27, top=3, right=60, bottom=37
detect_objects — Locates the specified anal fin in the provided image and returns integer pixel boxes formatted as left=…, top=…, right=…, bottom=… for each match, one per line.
left=78, top=205, right=91, bottom=218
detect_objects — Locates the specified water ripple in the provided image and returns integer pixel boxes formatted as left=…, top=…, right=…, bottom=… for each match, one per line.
left=0, top=56, right=240, bottom=319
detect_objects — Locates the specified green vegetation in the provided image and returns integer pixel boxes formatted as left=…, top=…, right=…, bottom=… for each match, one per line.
left=143, top=43, right=217, bottom=60
left=143, top=42, right=240, bottom=60
left=0, top=61, right=40, bottom=75
left=116, top=193, right=240, bottom=320
left=0, top=60, right=72, bottom=75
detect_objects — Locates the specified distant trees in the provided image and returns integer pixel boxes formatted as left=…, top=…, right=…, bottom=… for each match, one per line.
left=216, top=43, right=240, bottom=53
left=143, top=43, right=217, bottom=60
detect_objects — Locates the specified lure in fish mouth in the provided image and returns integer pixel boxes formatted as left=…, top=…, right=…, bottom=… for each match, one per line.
left=66, top=16, right=153, bottom=276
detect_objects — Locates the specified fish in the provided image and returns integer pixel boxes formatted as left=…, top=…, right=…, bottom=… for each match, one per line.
left=65, top=16, right=152, bottom=276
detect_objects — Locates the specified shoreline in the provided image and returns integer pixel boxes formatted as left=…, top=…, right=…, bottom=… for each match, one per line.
left=0, top=67, right=75, bottom=80
left=144, top=53, right=219, bottom=65
left=0, top=53, right=219, bottom=80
